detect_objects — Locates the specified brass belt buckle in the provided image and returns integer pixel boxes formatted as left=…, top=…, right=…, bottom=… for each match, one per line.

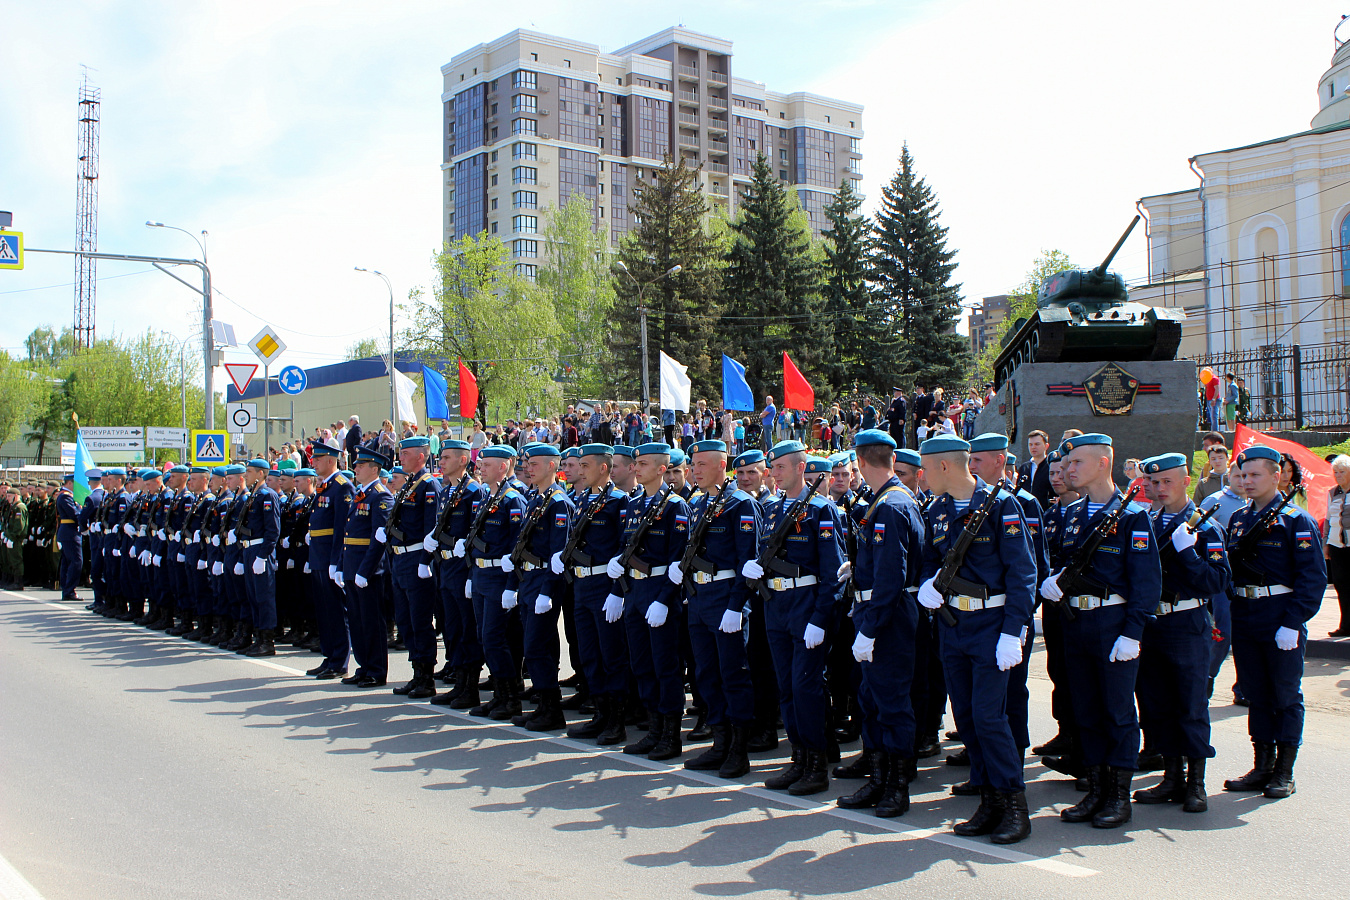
left=574, top=566, right=588, bottom=578
left=955, top=596, right=974, bottom=611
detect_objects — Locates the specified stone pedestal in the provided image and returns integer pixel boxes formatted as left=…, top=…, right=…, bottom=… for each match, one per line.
left=974, top=359, right=1198, bottom=485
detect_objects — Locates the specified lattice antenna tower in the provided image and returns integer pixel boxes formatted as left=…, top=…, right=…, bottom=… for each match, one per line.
left=75, top=69, right=100, bottom=350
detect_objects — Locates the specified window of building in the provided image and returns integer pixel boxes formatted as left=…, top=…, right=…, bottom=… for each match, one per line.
left=849, top=120, right=855, bottom=128
left=513, top=142, right=537, bottom=160
left=490, top=174, right=498, bottom=186
left=512, top=117, right=537, bottom=135
left=780, top=169, right=788, bottom=180
left=490, top=150, right=498, bottom=162
left=512, top=94, right=537, bottom=113
left=515, top=263, right=538, bottom=279
left=529, top=53, right=538, bottom=62
left=513, top=190, right=538, bottom=209
left=513, top=215, right=538, bottom=233
left=512, top=239, right=538, bottom=258
left=824, top=115, right=830, bottom=123
left=780, top=128, right=787, bottom=138
left=564, top=59, right=571, bottom=68
left=513, top=166, right=537, bottom=185
left=515, top=70, right=537, bottom=89
left=491, top=222, right=498, bottom=233
left=490, top=127, right=498, bottom=141
left=850, top=137, right=861, bottom=153
left=779, top=111, right=785, bottom=119
left=780, top=149, right=788, bottom=162
left=490, top=198, right=498, bottom=210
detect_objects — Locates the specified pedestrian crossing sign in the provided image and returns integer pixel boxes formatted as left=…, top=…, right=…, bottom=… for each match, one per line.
left=0, top=231, right=22, bottom=270
left=191, top=429, right=229, bottom=465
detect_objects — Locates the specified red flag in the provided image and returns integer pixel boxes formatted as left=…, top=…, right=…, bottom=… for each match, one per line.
left=1232, top=423, right=1334, bottom=523
left=782, top=352, right=814, bottom=412
left=458, top=359, right=478, bottom=421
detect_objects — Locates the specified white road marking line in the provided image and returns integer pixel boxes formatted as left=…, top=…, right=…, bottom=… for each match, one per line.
left=3, top=591, right=1097, bottom=877
left=0, top=849, right=45, bottom=900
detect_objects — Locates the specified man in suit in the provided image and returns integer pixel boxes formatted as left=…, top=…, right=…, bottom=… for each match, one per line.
left=1017, top=430, right=1053, bottom=508
left=883, top=388, right=907, bottom=449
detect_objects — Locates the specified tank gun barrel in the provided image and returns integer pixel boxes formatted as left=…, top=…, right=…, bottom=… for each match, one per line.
left=1094, top=215, right=1140, bottom=277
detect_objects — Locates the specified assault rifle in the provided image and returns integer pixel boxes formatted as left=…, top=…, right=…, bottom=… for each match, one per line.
left=561, top=484, right=612, bottom=582
left=679, top=478, right=735, bottom=593
left=1053, top=485, right=1143, bottom=622
left=615, top=484, right=674, bottom=592
left=431, top=473, right=473, bottom=549
left=466, top=480, right=508, bottom=554
left=930, top=481, right=1006, bottom=628
left=510, top=486, right=559, bottom=570
left=1230, top=488, right=1298, bottom=584
left=747, top=474, right=828, bottom=601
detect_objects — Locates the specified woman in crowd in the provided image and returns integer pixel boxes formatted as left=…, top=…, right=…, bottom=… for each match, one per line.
left=1323, top=455, right=1350, bottom=637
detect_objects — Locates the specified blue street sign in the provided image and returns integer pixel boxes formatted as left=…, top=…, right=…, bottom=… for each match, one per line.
left=277, top=365, right=307, bottom=396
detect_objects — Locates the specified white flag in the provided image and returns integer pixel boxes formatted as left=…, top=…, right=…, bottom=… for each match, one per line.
left=659, top=351, right=691, bottom=413
left=394, top=368, right=420, bottom=428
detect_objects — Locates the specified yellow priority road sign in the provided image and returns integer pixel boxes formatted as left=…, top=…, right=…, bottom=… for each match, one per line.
left=248, top=325, right=286, bottom=366
left=0, top=231, right=23, bottom=270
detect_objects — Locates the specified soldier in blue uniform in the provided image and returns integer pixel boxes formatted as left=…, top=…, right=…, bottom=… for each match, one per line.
left=606, top=442, right=690, bottom=760
left=917, top=434, right=1037, bottom=843
left=286, top=469, right=317, bottom=647
left=81, top=469, right=107, bottom=612
left=430, top=440, right=488, bottom=706
left=749, top=442, right=845, bottom=796
left=132, top=468, right=164, bottom=626
left=181, top=467, right=215, bottom=640
left=733, top=449, right=781, bottom=752
left=338, top=446, right=394, bottom=687
left=1041, top=433, right=1161, bottom=828
left=1222, top=445, right=1327, bottom=800
left=161, top=466, right=194, bottom=634
left=204, top=467, right=233, bottom=643
left=219, top=465, right=254, bottom=650
left=1129, top=453, right=1230, bottom=812
left=826, top=452, right=865, bottom=747
left=838, top=430, right=925, bottom=817
left=669, top=439, right=760, bottom=778
left=307, top=444, right=353, bottom=679
left=611, top=444, right=639, bottom=496
left=55, top=475, right=82, bottom=602
left=560, top=444, right=633, bottom=745
left=235, top=460, right=281, bottom=656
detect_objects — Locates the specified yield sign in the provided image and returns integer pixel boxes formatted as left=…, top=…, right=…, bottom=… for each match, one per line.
left=224, top=362, right=258, bottom=395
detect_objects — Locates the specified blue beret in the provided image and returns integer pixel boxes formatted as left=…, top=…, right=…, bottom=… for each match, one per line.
left=689, top=439, right=727, bottom=454
left=246, top=458, right=269, bottom=471
left=355, top=446, right=392, bottom=468
left=919, top=435, right=970, bottom=455
left=667, top=448, right=687, bottom=467
left=612, top=445, right=636, bottom=458
left=894, top=449, right=922, bottom=467
left=732, top=449, right=765, bottom=468
left=141, top=468, right=163, bottom=481
left=210, top=466, right=228, bottom=477
left=167, top=465, right=189, bottom=475
left=480, top=445, right=518, bottom=459
left=560, top=447, right=580, bottom=460
left=293, top=468, right=316, bottom=477
left=442, top=439, right=471, bottom=451
left=579, top=443, right=613, bottom=457
left=1006, top=453, right=1018, bottom=466
left=1237, top=445, right=1281, bottom=466
left=523, top=443, right=561, bottom=459
left=766, top=440, right=807, bottom=462
left=399, top=436, right=430, bottom=450
left=390, top=466, right=404, bottom=475
left=86, top=468, right=104, bottom=479
left=1046, top=449, right=1062, bottom=464
left=635, top=442, right=672, bottom=458
left=829, top=453, right=851, bottom=468
left=380, top=469, right=392, bottom=479
left=967, top=432, right=1009, bottom=453
left=1060, top=433, right=1112, bottom=453
left=1140, top=452, right=1189, bottom=474
left=102, top=467, right=124, bottom=478
left=805, top=457, right=833, bottom=474
left=310, top=443, right=339, bottom=458
left=339, top=470, right=354, bottom=480
left=189, top=466, right=210, bottom=475
left=853, top=429, right=896, bottom=449
left=849, top=449, right=857, bottom=462
left=225, top=465, right=246, bottom=476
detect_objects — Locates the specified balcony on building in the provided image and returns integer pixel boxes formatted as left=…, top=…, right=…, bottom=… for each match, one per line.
left=678, top=90, right=699, bottom=106
left=677, top=64, right=699, bottom=81
left=678, top=112, right=700, bottom=127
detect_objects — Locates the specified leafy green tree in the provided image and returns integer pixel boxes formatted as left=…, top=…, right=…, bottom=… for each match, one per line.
left=23, top=372, right=76, bottom=462
left=872, top=144, right=971, bottom=390
left=538, top=193, right=616, bottom=399
left=344, top=337, right=383, bottom=361
left=973, top=249, right=1076, bottom=383
left=0, top=351, right=46, bottom=448
left=24, top=326, right=75, bottom=367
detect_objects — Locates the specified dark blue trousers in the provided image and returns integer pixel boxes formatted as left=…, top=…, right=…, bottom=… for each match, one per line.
left=516, top=570, right=562, bottom=690
left=473, top=569, right=518, bottom=680
left=1209, top=594, right=1232, bottom=680
left=1137, top=606, right=1214, bottom=758
left=573, top=576, right=628, bottom=696
left=344, top=578, right=388, bottom=680
left=391, top=553, right=438, bottom=665
left=446, top=560, right=482, bottom=668
left=856, top=608, right=918, bottom=757
left=1064, top=604, right=1141, bottom=770
left=940, top=608, right=1023, bottom=791
left=686, top=586, right=754, bottom=725
left=764, top=585, right=830, bottom=751
left=1005, top=620, right=1034, bottom=751
left=1232, top=631, right=1306, bottom=744
left=58, top=525, right=81, bottom=598
left=243, top=551, right=278, bottom=630
left=623, top=585, right=684, bottom=716
left=310, top=559, right=351, bottom=672
left=436, top=557, right=468, bottom=666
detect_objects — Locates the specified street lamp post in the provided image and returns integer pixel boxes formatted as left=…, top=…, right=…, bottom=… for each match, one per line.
left=146, top=222, right=214, bottom=428
left=355, top=267, right=396, bottom=431
left=617, top=262, right=681, bottom=417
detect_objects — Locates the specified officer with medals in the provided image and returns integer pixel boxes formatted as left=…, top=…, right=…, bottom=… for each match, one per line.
left=1128, top=452, right=1230, bottom=812
left=339, top=446, right=394, bottom=687
left=55, top=474, right=82, bottom=602
left=732, top=448, right=780, bottom=751
left=1041, top=433, right=1161, bottom=828
left=181, top=467, right=215, bottom=640
left=605, top=442, right=690, bottom=760
left=430, top=440, right=487, bottom=707
left=826, top=452, right=864, bottom=747
left=749, top=443, right=846, bottom=796
left=307, top=444, right=353, bottom=679
left=1222, top=445, right=1327, bottom=800
left=83, top=469, right=107, bottom=612
left=669, top=439, right=760, bottom=779
left=287, top=468, right=318, bottom=647
left=559, top=444, right=632, bottom=745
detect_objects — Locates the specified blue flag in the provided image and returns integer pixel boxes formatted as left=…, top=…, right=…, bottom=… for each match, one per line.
left=422, top=365, right=450, bottom=420
left=722, top=354, right=754, bottom=412
left=73, top=431, right=95, bottom=504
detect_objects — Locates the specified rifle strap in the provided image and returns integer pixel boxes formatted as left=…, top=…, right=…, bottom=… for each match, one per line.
left=860, top=485, right=901, bottom=526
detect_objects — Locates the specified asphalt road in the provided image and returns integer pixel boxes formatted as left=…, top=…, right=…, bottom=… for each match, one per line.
left=2, top=588, right=1348, bottom=900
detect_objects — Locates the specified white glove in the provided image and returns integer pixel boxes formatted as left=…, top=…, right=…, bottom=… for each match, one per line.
left=465, top=578, right=473, bottom=598
left=280, top=537, right=290, bottom=549
left=1040, top=570, right=1064, bottom=602
left=197, top=559, right=207, bottom=570
left=376, top=527, right=387, bottom=544
left=603, top=593, right=624, bottom=623
left=742, top=559, right=765, bottom=580
left=417, top=563, right=433, bottom=579
left=852, top=632, right=875, bottom=662
left=303, top=562, right=310, bottom=573
left=667, top=559, right=684, bottom=585
left=422, top=534, right=437, bottom=553
left=500, top=556, right=515, bottom=573
left=233, top=562, right=244, bottom=576
left=123, top=523, right=134, bottom=536
left=354, top=573, right=368, bottom=589
left=112, top=547, right=121, bottom=557
left=305, top=533, right=311, bottom=545
left=226, top=530, right=236, bottom=545
left=453, top=538, right=466, bottom=558
left=606, top=556, right=625, bottom=580
left=252, top=556, right=266, bottom=575
left=328, top=564, right=338, bottom=581
left=55, top=541, right=62, bottom=551
left=719, top=609, right=742, bottom=633
left=212, top=561, right=224, bottom=575
left=333, top=570, right=345, bottom=588
left=550, top=551, right=564, bottom=575
left=995, top=633, right=1023, bottom=671
left=1171, top=525, right=1197, bottom=552
left=176, top=553, right=186, bottom=563
left=837, top=560, right=852, bottom=580
left=804, top=623, right=826, bottom=648
left=193, top=530, right=201, bottom=543
left=1109, top=635, right=1141, bottom=662
left=286, top=559, right=295, bottom=569
left=645, top=601, right=668, bottom=628
left=535, top=594, right=553, bottom=614
left=139, top=550, right=151, bottom=565
left=1275, top=626, right=1300, bottom=651
left=138, top=527, right=146, bottom=537
left=502, top=589, right=518, bottom=610
left=917, top=575, right=944, bottom=610
left=157, top=529, right=166, bottom=541
left=212, top=535, right=220, bottom=547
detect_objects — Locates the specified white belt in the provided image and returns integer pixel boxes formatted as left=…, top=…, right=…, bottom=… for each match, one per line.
left=391, top=543, right=423, bottom=555
left=1233, top=584, right=1292, bottom=599
left=440, top=549, right=457, bottom=560
left=627, top=565, right=668, bottom=580
left=1156, top=598, right=1204, bottom=614
left=521, top=561, right=541, bottom=571
left=692, top=569, right=735, bottom=585
left=574, top=564, right=608, bottom=578
left=767, top=574, right=819, bottom=592
left=856, top=589, right=872, bottom=601
left=243, top=538, right=264, bottom=547
left=475, top=557, right=502, bottom=568
left=1068, top=593, right=1127, bottom=610
left=947, top=593, right=1007, bottom=611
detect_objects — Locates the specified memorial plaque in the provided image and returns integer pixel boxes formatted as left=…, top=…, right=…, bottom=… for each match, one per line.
left=1082, top=362, right=1140, bottom=416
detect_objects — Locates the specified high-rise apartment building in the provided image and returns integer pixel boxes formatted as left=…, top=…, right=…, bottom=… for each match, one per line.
left=441, top=27, right=864, bottom=274
left=968, top=294, right=1010, bottom=358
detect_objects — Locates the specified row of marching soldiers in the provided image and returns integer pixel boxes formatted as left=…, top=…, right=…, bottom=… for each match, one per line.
left=71, top=428, right=1325, bottom=846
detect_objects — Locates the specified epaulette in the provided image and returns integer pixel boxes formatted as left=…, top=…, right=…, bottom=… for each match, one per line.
left=334, top=475, right=348, bottom=486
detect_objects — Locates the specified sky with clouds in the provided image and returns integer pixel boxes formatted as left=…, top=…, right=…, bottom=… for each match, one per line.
left=0, top=0, right=1344, bottom=379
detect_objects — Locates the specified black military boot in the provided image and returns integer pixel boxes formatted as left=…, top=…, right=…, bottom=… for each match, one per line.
left=469, top=677, right=506, bottom=718
left=206, top=616, right=230, bottom=645
left=991, top=791, right=1032, bottom=844
left=913, top=732, right=941, bottom=759
left=221, top=621, right=249, bottom=651
left=131, top=601, right=153, bottom=624
left=567, top=695, right=607, bottom=738
left=1061, top=765, right=1107, bottom=823
left=623, top=710, right=662, bottom=756
left=747, top=724, right=779, bottom=753
left=152, top=605, right=177, bottom=631
left=596, top=695, right=629, bottom=747
left=1183, top=758, right=1208, bottom=812
left=1137, top=742, right=1163, bottom=772
left=449, top=666, right=482, bottom=710
left=789, top=749, right=830, bottom=796
left=233, top=625, right=256, bottom=654
left=512, top=689, right=540, bottom=726
left=525, top=688, right=566, bottom=732
left=1262, top=743, right=1298, bottom=799
left=834, top=748, right=874, bottom=780
left=490, top=677, right=521, bottom=720
left=647, top=713, right=683, bottom=761
left=953, top=787, right=1005, bottom=836
left=244, top=629, right=276, bottom=657
left=1041, top=731, right=1085, bottom=779
left=945, top=747, right=969, bottom=767
left=184, top=616, right=211, bottom=641
left=1032, top=731, right=1070, bottom=757
left=560, top=683, right=590, bottom=712
left=873, top=753, right=909, bottom=817
left=434, top=661, right=455, bottom=683
left=1223, top=741, right=1276, bottom=792
left=1092, top=767, right=1133, bottom=828
left=836, top=750, right=888, bottom=809
left=766, top=746, right=804, bottom=790
left=950, top=780, right=980, bottom=796
left=686, top=706, right=711, bottom=741
left=168, top=613, right=194, bottom=636
left=685, top=725, right=730, bottom=771
left=393, top=666, right=422, bottom=696
left=718, top=724, right=751, bottom=779
left=407, top=662, right=437, bottom=700
left=1134, top=757, right=1185, bottom=804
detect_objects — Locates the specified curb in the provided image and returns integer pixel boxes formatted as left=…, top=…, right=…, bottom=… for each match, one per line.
left=1307, top=638, right=1350, bottom=662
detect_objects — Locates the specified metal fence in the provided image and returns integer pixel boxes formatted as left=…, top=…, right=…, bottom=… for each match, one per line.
left=1195, top=343, right=1350, bottom=430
